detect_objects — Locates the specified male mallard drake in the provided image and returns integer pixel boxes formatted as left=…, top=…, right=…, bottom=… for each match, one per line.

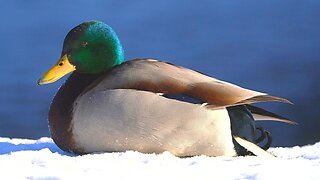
left=38, top=21, right=293, bottom=157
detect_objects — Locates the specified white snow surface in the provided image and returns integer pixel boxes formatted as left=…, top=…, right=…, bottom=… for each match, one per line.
left=0, top=137, right=319, bottom=180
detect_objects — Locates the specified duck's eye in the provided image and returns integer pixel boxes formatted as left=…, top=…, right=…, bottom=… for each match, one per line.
left=80, top=41, right=88, bottom=47
left=58, top=62, right=64, bottom=66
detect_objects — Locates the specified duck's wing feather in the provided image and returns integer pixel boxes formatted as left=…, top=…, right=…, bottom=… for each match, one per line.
left=88, top=59, right=291, bottom=109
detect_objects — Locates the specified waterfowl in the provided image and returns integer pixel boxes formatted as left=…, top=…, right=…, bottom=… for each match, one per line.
left=38, top=21, right=293, bottom=157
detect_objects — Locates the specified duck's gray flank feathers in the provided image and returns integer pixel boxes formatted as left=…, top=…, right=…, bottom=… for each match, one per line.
left=71, top=88, right=237, bottom=156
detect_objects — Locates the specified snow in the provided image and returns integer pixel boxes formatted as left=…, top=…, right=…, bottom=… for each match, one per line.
left=0, top=137, right=319, bottom=180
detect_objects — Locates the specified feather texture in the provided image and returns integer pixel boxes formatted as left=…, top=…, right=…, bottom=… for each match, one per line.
left=85, top=59, right=291, bottom=109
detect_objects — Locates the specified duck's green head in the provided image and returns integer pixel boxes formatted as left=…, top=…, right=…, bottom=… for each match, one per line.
left=38, top=21, right=124, bottom=85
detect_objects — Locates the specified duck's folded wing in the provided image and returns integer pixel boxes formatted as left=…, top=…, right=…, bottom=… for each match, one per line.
left=90, top=59, right=291, bottom=109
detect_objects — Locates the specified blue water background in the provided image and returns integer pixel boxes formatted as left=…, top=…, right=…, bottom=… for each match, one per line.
left=1, top=0, right=319, bottom=146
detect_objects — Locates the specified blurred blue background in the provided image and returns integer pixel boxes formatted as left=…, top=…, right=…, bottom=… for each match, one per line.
left=1, top=0, right=319, bottom=147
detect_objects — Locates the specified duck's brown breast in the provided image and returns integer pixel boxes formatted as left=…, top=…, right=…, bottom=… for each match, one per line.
left=49, top=73, right=101, bottom=154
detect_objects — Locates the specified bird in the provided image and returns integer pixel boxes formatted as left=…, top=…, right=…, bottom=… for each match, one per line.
left=38, top=20, right=294, bottom=157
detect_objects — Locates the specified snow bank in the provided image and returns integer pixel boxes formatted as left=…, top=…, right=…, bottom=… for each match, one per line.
left=0, top=137, right=319, bottom=180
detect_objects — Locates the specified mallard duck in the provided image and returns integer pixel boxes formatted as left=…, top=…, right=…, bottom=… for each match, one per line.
left=38, top=21, right=293, bottom=157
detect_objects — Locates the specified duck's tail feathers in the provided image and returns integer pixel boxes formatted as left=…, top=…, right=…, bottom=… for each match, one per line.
left=233, top=136, right=276, bottom=158
left=246, top=104, right=297, bottom=125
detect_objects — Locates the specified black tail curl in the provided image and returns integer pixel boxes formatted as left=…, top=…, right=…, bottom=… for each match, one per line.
left=255, top=127, right=272, bottom=150
left=228, top=105, right=274, bottom=156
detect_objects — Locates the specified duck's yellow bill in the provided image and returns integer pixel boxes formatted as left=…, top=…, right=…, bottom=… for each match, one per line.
left=37, top=54, right=76, bottom=85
